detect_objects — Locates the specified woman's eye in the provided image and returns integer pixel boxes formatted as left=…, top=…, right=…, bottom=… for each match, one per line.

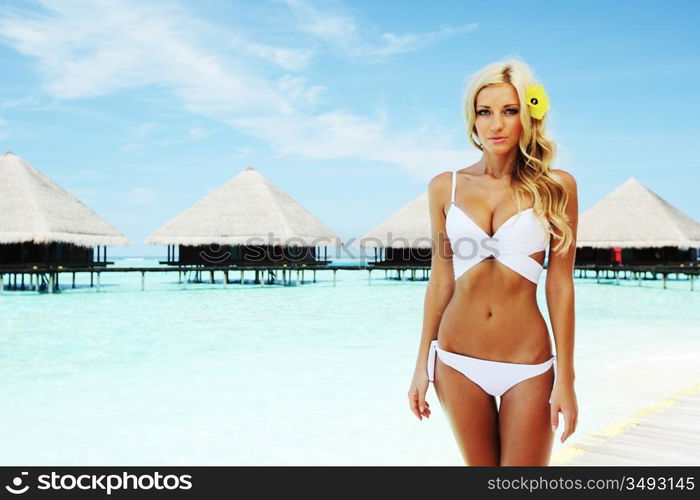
left=477, top=109, right=518, bottom=115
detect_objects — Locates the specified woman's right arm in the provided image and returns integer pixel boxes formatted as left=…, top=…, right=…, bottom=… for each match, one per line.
left=408, top=171, right=455, bottom=420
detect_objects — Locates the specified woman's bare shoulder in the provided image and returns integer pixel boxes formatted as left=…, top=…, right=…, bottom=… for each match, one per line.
left=427, top=170, right=453, bottom=194
left=550, top=169, right=577, bottom=192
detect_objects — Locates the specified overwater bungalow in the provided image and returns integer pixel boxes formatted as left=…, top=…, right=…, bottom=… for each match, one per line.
left=576, top=177, right=700, bottom=266
left=0, top=151, right=131, bottom=291
left=357, top=191, right=432, bottom=277
left=146, top=166, right=342, bottom=275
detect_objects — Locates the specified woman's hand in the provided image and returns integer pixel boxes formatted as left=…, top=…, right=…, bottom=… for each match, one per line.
left=549, top=379, right=578, bottom=443
left=408, top=371, right=432, bottom=420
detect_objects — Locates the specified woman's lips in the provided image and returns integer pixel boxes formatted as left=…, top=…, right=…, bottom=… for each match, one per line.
left=489, top=137, right=506, bottom=143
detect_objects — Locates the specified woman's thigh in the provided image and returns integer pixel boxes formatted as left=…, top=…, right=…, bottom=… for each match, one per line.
left=433, top=357, right=500, bottom=466
left=498, top=365, right=555, bottom=465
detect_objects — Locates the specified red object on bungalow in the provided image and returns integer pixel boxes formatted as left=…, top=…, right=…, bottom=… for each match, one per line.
left=611, top=247, right=622, bottom=264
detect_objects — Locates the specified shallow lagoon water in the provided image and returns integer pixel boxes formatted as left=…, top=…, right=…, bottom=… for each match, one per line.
left=1, top=258, right=698, bottom=465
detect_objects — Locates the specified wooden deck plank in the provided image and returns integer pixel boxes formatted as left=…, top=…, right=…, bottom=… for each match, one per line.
left=551, top=382, right=700, bottom=465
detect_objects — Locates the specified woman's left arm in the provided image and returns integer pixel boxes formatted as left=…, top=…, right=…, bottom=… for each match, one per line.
left=545, top=169, right=579, bottom=443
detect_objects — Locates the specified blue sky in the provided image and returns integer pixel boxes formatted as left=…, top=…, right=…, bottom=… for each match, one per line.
left=1, top=0, right=698, bottom=257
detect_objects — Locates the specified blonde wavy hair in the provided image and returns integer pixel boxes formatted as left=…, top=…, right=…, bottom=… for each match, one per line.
left=462, top=57, right=574, bottom=255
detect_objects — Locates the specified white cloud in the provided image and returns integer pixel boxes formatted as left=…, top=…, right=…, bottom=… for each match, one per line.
left=1, top=95, right=42, bottom=108
left=228, top=109, right=472, bottom=179
left=300, top=10, right=358, bottom=40
left=234, top=38, right=315, bottom=71
left=275, top=75, right=327, bottom=106
left=123, top=186, right=160, bottom=206
left=0, top=0, right=295, bottom=113
left=188, top=127, right=216, bottom=141
left=230, top=145, right=261, bottom=159
left=0, top=0, right=476, bottom=178
left=122, top=121, right=222, bottom=149
left=121, top=122, right=158, bottom=152
left=278, top=0, right=477, bottom=59
left=373, top=23, right=478, bottom=57
left=130, top=122, right=158, bottom=141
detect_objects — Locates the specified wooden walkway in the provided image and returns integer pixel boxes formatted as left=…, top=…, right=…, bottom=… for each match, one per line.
left=551, top=382, right=700, bottom=465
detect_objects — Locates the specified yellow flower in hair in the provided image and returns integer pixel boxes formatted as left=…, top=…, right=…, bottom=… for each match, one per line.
left=526, top=83, right=550, bottom=120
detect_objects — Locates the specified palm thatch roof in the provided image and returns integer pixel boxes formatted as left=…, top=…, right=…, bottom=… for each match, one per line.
left=0, top=151, right=131, bottom=247
left=357, top=191, right=430, bottom=249
left=578, top=177, right=700, bottom=249
left=145, top=166, right=342, bottom=246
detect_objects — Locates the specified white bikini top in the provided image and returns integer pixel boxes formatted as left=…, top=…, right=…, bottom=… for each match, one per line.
left=445, top=169, right=550, bottom=284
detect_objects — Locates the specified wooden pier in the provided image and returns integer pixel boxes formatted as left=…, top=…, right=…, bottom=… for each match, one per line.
left=0, top=262, right=698, bottom=293
left=0, top=263, right=401, bottom=293
left=551, top=382, right=700, bottom=465
left=574, top=264, right=699, bottom=290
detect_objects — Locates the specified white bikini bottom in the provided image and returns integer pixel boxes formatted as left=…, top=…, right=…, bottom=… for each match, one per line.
left=427, top=340, right=557, bottom=400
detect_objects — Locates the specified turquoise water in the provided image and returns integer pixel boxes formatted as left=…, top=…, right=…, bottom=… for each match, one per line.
left=1, top=258, right=698, bottom=465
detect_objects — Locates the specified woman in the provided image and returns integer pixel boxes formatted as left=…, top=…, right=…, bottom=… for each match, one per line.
left=407, top=58, right=579, bottom=466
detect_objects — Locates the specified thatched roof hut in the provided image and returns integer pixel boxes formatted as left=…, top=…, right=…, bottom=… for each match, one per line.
left=577, top=177, right=700, bottom=264
left=146, top=166, right=342, bottom=266
left=357, top=191, right=431, bottom=265
left=0, top=151, right=130, bottom=267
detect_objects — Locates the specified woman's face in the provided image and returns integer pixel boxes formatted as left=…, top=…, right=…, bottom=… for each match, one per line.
left=474, top=83, right=523, bottom=154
